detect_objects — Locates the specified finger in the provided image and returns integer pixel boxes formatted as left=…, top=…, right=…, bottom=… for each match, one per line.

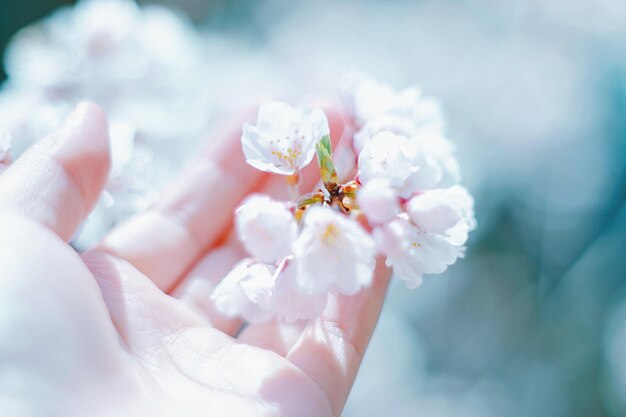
left=0, top=212, right=125, bottom=370
left=81, top=249, right=208, bottom=352
left=0, top=103, right=110, bottom=241
left=286, top=258, right=392, bottom=417
left=96, top=109, right=268, bottom=292
left=238, top=319, right=307, bottom=356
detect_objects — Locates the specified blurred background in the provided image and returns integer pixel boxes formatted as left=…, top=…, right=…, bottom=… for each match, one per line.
left=1, top=0, right=625, bottom=416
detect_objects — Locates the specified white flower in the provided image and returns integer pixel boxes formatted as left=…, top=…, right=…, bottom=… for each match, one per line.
left=353, top=106, right=444, bottom=153
left=273, top=261, right=328, bottom=322
left=353, top=113, right=420, bottom=153
left=357, top=178, right=400, bottom=224
left=373, top=217, right=458, bottom=289
left=343, top=73, right=444, bottom=129
left=374, top=186, right=475, bottom=288
left=235, top=194, right=298, bottom=264
left=358, top=131, right=460, bottom=196
left=406, top=186, right=476, bottom=244
left=211, top=259, right=275, bottom=323
left=292, top=206, right=376, bottom=295
left=402, top=132, right=461, bottom=190
left=242, top=101, right=329, bottom=175
left=357, top=131, right=416, bottom=195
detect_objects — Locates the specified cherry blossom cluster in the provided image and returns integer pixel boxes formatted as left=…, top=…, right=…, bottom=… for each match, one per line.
left=212, top=77, right=476, bottom=322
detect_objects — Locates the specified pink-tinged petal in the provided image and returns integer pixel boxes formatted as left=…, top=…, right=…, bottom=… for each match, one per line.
left=273, top=261, right=328, bottom=322
left=211, top=259, right=276, bottom=323
left=236, top=194, right=297, bottom=263
left=357, top=178, right=400, bottom=224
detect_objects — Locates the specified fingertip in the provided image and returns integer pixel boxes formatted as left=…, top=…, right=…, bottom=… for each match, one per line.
left=52, top=101, right=111, bottom=211
left=0, top=101, right=112, bottom=241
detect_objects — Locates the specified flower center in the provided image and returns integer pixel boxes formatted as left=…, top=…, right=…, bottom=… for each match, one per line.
left=321, top=223, right=340, bottom=245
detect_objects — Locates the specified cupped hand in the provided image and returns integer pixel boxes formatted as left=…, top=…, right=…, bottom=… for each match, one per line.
left=0, top=103, right=391, bottom=417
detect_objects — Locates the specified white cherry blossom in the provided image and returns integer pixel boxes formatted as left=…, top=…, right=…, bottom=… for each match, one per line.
left=343, top=73, right=444, bottom=131
left=406, top=186, right=476, bottom=244
left=357, top=131, right=416, bottom=195
left=0, top=0, right=213, bottom=247
left=235, top=194, right=297, bottom=264
left=210, top=259, right=275, bottom=323
left=373, top=216, right=460, bottom=289
left=374, top=185, right=475, bottom=289
left=352, top=100, right=444, bottom=152
left=343, top=74, right=428, bottom=122
left=402, top=132, right=461, bottom=190
left=292, top=206, right=376, bottom=295
left=242, top=101, right=329, bottom=175
left=357, top=178, right=400, bottom=224
left=358, top=131, right=460, bottom=196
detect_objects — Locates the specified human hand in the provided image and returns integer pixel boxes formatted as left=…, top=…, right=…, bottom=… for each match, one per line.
left=0, top=103, right=391, bottom=417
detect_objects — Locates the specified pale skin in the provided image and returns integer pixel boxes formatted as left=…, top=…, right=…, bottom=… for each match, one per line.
left=0, top=103, right=391, bottom=417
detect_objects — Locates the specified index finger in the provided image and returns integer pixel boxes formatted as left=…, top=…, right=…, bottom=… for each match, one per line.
left=286, top=258, right=392, bottom=417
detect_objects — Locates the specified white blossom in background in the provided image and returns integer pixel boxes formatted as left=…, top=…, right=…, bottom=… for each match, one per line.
left=214, top=80, right=475, bottom=321
left=358, top=131, right=460, bottom=196
left=343, top=74, right=444, bottom=151
left=0, top=0, right=213, bottom=247
left=242, top=101, right=329, bottom=175
left=342, top=73, right=438, bottom=124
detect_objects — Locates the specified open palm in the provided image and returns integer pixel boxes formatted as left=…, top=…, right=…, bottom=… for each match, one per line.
left=0, top=103, right=391, bottom=417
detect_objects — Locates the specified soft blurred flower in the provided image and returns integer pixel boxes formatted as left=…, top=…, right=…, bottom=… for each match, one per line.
left=0, top=0, right=213, bottom=247
left=343, top=73, right=442, bottom=128
left=241, top=101, right=329, bottom=175
left=357, top=131, right=417, bottom=196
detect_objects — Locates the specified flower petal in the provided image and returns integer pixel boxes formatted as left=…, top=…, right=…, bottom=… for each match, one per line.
left=236, top=194, right=298, bottom=263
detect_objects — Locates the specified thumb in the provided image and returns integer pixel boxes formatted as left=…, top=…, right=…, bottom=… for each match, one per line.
left=0, top=102, right=111, bottom=241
